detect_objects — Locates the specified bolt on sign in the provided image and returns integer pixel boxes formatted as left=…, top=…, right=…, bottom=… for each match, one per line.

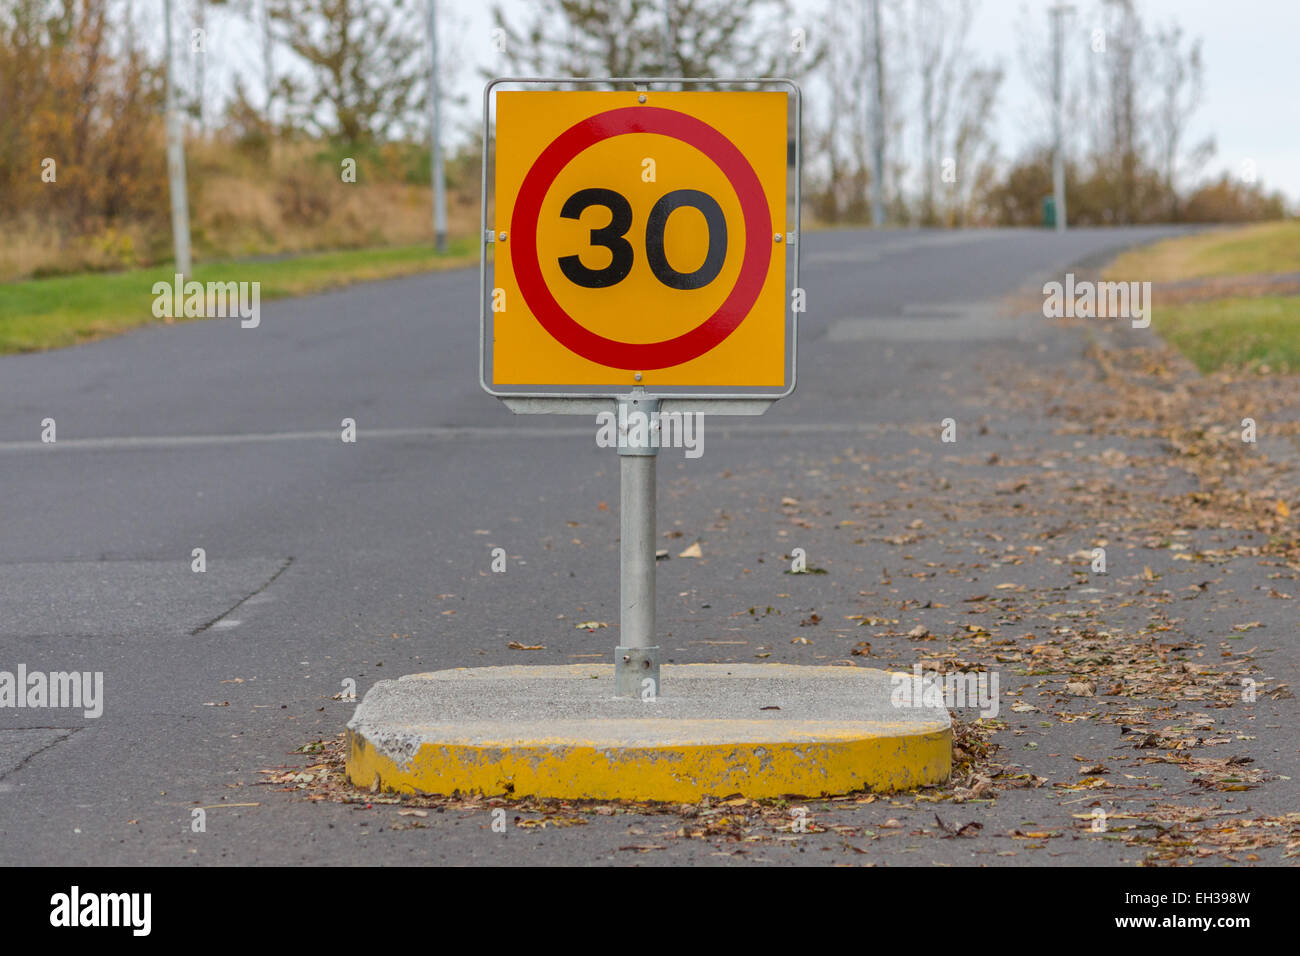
left=480, top=79, right=800, bottom=400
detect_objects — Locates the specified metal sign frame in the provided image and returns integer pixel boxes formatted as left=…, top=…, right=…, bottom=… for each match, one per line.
left=479, top=77, right=801, bottom=409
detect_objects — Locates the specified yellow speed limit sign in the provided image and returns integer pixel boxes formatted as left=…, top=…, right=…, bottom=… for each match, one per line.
left=481, top=80, right=799, bottom=399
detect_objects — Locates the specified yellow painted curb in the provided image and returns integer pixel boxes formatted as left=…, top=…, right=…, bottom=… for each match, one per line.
left=347, top=722, right=951, bottom=802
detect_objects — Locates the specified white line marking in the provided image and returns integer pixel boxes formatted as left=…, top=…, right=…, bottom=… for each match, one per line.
left=0, top=421, right=922, bottom=455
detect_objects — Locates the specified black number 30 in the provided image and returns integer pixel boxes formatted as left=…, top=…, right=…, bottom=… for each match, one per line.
left=558, top=188, right=634, bottom=288
left=558, top=188, right=727, bottom=291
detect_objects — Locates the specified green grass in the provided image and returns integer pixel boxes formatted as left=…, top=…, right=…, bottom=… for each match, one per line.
left=1106, top=220, right=1300, bottom=283
left=0, top=240, right=477, bottom=353
left=1156, top=295, right=1300, bottom=374
left=1104, top=219, right=1300, bottom=374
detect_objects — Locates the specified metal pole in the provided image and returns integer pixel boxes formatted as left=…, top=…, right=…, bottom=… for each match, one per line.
left=193, top=0, right=206, bottom=135
left=663, top=0, right=673, bottom=74
left=1050, top=4, right=1073, bottom=233
left=614, top=395, right=660, bottom=699
left=867, top=0, right=886, bottom=227
left=428, top=0, right=448, bottom=254
left=163, top=0, right=192, bottom=277
left=261, top=0, right=274, bottom=123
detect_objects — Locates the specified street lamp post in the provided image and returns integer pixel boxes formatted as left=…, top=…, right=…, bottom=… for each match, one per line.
left=1049, top=3, right=1075, bottom=233
left=163, top=0, right=192, bottom=277
left=428, top=0, right=448, bottom=254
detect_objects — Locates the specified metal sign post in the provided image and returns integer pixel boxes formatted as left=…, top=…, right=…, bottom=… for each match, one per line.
left=614, top=394, right=659, bottom=698
left=481, top=78, right=800, bottom=699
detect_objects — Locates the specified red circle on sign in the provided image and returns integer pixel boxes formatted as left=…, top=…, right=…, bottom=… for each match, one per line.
left=510, top=106, right=773, bottom=370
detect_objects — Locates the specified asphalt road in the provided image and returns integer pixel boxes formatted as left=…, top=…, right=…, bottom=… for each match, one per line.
left=8, top=223, right=1271, bottom=866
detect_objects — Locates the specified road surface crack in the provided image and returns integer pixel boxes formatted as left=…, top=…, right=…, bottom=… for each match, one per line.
left=191, top=557, right=295, bottom=635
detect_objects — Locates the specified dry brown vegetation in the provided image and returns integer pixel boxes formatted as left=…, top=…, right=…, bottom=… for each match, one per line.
left=0, top=0, right=479, bottom=281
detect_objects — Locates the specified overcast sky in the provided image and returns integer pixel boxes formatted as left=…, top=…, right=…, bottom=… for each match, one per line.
left=456, top=0, right=1300, bottom=204
left=191, top=0, right=1300, bottom=205
left=978, top=0, right=1300, bottom=203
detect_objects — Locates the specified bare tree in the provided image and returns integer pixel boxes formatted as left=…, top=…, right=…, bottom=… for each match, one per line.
left=1086, top=0, right=1144, bottom=222
left=905, top=0, right=1002, bottom=225
left=1151, top=22, right=1212, bottom=217
left=665, top=0, right=800, bottom=77
left=489, top=0, right=797, bottom=80
left=269, top=0, right=422, bottom=144
left=945, top=63, right=1004, bottom=224
left=807, top=0, right=893, bottom=223
left=815, top=0, right=851, bottom=220
left=910, top=0, right=972, bottom=224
